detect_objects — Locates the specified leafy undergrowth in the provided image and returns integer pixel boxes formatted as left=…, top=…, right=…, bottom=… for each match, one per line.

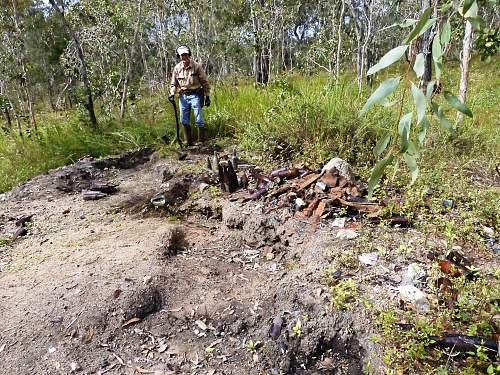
left=323, top=225, right=499, bottom=374
left=0, top=113, right=169, bottom=192
left=374, top=273, right=499, bottom=374
left=2, top=62, right=498, bottom=245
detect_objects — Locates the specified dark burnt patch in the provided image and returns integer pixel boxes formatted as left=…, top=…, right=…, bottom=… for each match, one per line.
left=91, top=148, right=154, bottom=170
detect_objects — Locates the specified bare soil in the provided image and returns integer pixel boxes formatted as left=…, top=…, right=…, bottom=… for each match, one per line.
left=0, top=147, right=496, bottom=375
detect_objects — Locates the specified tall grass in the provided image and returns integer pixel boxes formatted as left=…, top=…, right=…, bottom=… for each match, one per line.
left=0, top=113, right=168, bottom=192
left=0, top=58, right=498, bottom=198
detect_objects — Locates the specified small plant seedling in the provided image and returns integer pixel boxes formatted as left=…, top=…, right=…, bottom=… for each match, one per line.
left=245, top=339, right=261, bottom=352
left=330, top=279, right=359, bottom=310
left=292, top=319, right=302, bottom=337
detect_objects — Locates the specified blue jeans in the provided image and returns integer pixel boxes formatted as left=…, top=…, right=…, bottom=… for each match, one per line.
left=179, top=94, right=205, bottom=128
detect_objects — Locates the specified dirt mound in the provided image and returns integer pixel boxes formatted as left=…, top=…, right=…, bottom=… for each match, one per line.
left=9, top=146, right=480, bottom=374
left=123, top=285, right=163, bottom=321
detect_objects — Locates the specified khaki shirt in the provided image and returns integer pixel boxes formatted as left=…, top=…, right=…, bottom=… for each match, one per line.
left=169, top=61, right=210, bottom=96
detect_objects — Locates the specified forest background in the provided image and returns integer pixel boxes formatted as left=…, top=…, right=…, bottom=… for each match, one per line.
left=0, top=0, right=498, bottom=233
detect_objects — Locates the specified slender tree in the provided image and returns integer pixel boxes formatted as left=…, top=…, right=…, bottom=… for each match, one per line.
left=456, top=20, right=473, bottom=123
left=48, top=0, right=98, bottom=128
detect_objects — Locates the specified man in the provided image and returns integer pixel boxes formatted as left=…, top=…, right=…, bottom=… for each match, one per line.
left=168, top=45, right=211, bottom=145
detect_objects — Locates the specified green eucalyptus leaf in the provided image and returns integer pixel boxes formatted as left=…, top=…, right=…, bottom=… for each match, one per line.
left=368, top=154, right=394, bottom=198
left=374, top=133, right=391, bottom=157
left=411, top=82, right=427, bottom=124
left=462, top=0, right=476, bottom=14
left=426, top=81, right=436, bottom=98
left=398, top=112, right=413, bottom=153
left=434, top=60, right=442, bottom=80
left=399, top=19, right=418, bottom=28
left=466, top=17, right=483, bottom=30
left=398, top=112, right=413, bottom=136
left=441, top=20, right=452, bottom=46
left=403, top=152, right=419, bottom=184
left=464, top=0, right=478, bottom=17
left=433, top=103, right=455, bottom=134
left=444, top=91, right=473, bottom=117
left=400, top=127, right=409, bottom=153
left=413, top=53, right=425, bottom=77
left=381, top=99, right=398, bottom=107
left=407, top=140, right=420, bottom=157
left=440, top=2, right=453, bottom=12
left=405, top=7, right=436, bottom=44
left=418, top=116, right=430, bottom=145
left=367, top=45, right=408, bottom=76
left=432, top=34, right=443, bottom=62
left=360, top=77, right=401, bottom=116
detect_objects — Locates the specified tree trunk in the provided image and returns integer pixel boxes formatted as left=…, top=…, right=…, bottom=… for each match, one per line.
left=363, top=1, right=374, bottom=86
left=335, top=0, right=345, bottom=82
left=456, top=20, right=473, bottom=123
left=421, top=0, right=434, bottom=84
left=251, top=0, right=269, bottom=84
left=120, top=58, right=130, bottom=120
left=3, top=107, right=12, bottom=131
left=350, top=0, right=366, bottom=90
left=12, top=0, right=37, bottom=131
left=12, top=104, right=23, bottom=138
left=156, top=9, right=170, bottom=85
left=120, top=0, right=143, bottom=120
left=47, top=77, right=57, bottom=111
left=49, top=0, right=98, bottom=128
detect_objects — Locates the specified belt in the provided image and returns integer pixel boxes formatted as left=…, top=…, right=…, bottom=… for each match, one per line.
left=180, top=88, right=203, bottom=96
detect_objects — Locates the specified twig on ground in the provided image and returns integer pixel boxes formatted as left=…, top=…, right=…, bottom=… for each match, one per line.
left=112, top=353, right=125, bottom=366
left=1, top=326, right=18, bottom=333
left=65, top=307, right=85, bottom=329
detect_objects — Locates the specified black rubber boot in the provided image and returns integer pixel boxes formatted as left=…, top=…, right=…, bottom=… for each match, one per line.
left=199, top=127, right=207, bottom=143
left=183, top=124, right=193, bottom=146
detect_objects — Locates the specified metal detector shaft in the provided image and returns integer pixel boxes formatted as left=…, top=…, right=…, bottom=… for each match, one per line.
left=170, top=98, right=183, bottom=149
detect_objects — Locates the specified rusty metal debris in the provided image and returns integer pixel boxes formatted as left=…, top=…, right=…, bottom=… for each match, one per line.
left=269, top=316, right=283, bottom=340
left=14, top=214, right=33, bottom=227
left=11, top=213, right=33, bottom=240
left=429, top=334, right=498, bottom=355
left=82, top=190, right=108, bottom=201
left=12, top=226, right=28, bottom=240
left=89, top=182, right=118, bottom=194
left=206, top=153, right=389, bottom=223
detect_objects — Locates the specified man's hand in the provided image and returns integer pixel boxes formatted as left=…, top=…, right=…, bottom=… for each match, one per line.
left=168, top=95, right=175, bottom=103
left=204, top=96, right=210, bottom=107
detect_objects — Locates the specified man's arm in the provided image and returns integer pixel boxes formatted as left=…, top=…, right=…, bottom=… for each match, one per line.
left=197, top=64, right=210, bottom=96
left=169, top=66, right=179, bottom=97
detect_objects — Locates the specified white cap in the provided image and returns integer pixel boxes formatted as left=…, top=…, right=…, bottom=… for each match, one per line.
left=177, top=46, right=190, bottom=56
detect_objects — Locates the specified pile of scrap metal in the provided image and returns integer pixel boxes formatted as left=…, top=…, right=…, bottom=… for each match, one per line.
left=207, top=152, right=383, bottom=222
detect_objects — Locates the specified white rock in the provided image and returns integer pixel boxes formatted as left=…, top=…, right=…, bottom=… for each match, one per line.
left=295, top=198, right=306, bottom=209
left=321, top=158, right=356, bottom=184
left=315, top=181, right=327, bottom=191
left=48, top=347, right=57, bottom=354
left=195, top=320, right=208, bottom=331
left=398, top=285, right=429, bottom=312
left=199, top=183, right=209, bottom=193
left=332, top=217, right=346, bottom=228
left=402, top=263, right=426, bottom=286
left=336, top=229, right=359, bottom=240
left=482, top=226, right=495, bottom=237
left=358, top=252, right=378, bottom=266
left=70, top=362, right=81, bottom=372
left=157, top=343, right=168, bottom=353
